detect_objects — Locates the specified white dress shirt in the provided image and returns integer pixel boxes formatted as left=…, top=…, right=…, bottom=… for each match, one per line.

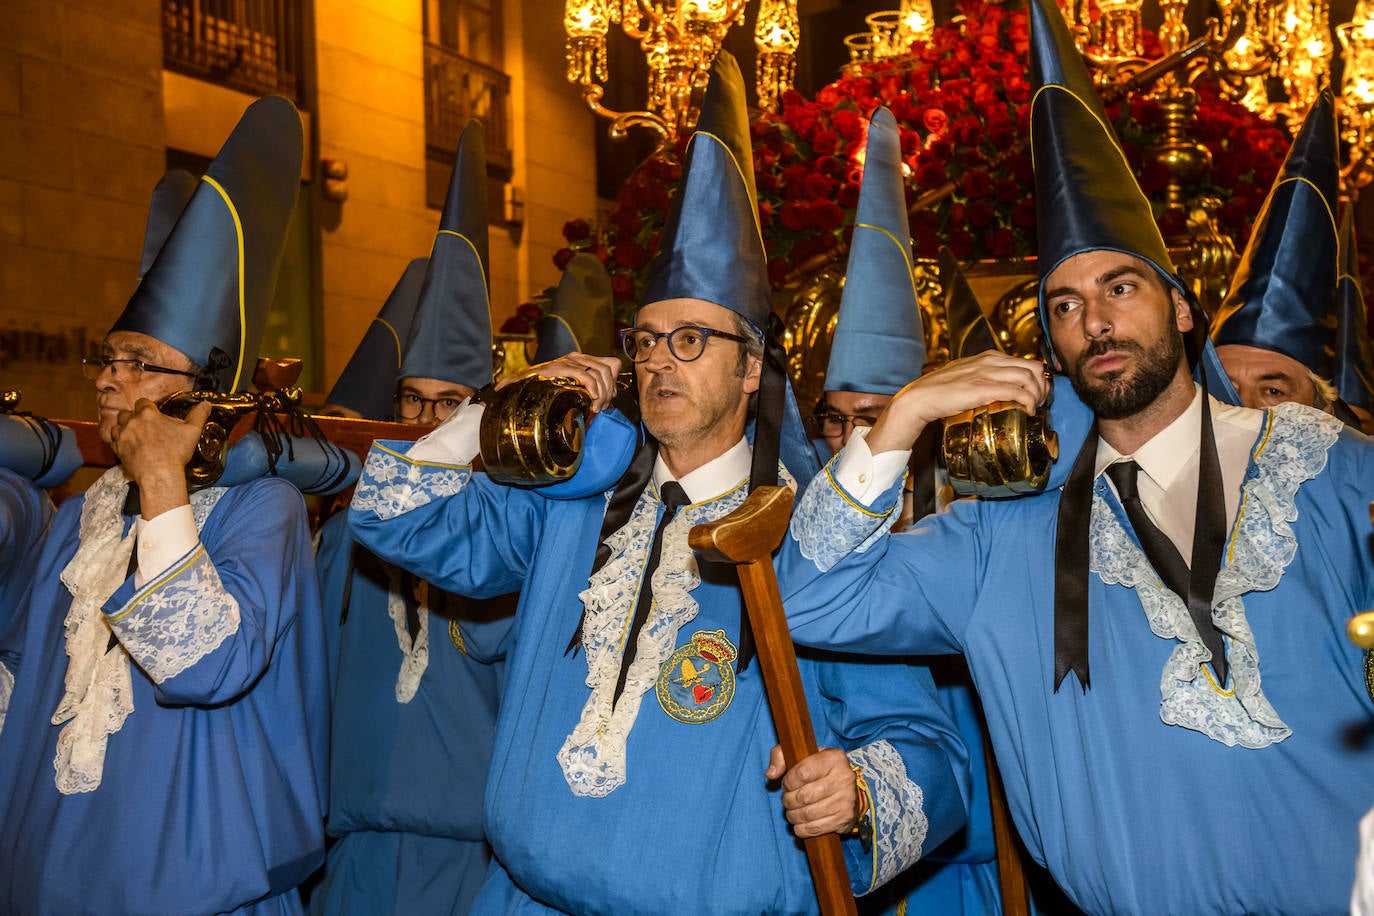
left=1094, top=385, right=1264, bottom=561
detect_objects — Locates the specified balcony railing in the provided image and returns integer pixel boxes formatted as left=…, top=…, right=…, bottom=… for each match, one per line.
left=424, top=43, right=513, bottom=180
left=162, top=0, right=301, bottom=101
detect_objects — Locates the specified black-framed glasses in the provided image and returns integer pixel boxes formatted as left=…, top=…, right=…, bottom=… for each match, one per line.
left=618, top=325, right=750, bottom=363
left=811, top=409, right=878, bottom=438
left=393, top=391, right=463, bottom=422
left=80, top=356, right=198, bottom=383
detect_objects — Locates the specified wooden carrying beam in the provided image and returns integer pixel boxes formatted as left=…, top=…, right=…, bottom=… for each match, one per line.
left=689, top=485, right=858, bottom=916
left=53, top=415, right=428, bottom=470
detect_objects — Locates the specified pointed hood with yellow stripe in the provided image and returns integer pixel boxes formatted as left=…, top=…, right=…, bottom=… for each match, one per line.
left=112, top=95, right=302, bottom=393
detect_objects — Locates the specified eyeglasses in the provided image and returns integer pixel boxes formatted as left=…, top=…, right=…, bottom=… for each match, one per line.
left=811, top=409, right=878, bottom=437
left=81, top=356, right=198, bottom=383
left=618, top=325, right=750, bottom=363
left=394, top=391, right=463, bottom=422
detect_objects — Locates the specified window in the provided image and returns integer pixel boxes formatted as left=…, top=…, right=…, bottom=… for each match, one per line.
left=162, top=0, right=303, bottom=101
left=422, top=0, right=512, bottom=212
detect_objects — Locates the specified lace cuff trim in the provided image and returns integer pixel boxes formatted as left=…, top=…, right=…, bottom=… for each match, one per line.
left=849, top=739, right=928, bottom=892
left=1090, top=403, right=1341, bottom=748
left=352, top=442, right=471, bottom=521
left=107, top=546, right=242, bottom=685
left=386, top=567, right=430, bottom=704
left=793, top=458, right=898, bottom=573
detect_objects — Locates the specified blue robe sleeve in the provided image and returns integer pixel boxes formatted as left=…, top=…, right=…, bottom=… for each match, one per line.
left=100, top=477, right=318, bottom=706
left=807, top=653, right=971, bottom=896
left=0, top=467, right=53, bottom=638
left=786, top=452, right=992, bottom=656
left=348, top=440, right=551, bottom=598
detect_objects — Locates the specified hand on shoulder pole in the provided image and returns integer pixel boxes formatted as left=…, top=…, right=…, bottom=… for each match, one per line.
left=110, top=398, right=211, bottom=517
left=494, top=353, right=623, bottom=413
left=865, top=352, right=1052, bottom=455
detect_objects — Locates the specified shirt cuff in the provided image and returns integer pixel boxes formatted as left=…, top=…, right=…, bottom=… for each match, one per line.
left=832, top=427, right=911, bottom=506
left=405, top=399, right=485, bottom=465
left=135, top=504, right=198, bottom=588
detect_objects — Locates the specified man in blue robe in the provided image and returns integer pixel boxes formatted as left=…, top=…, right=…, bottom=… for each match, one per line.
left=309, top=121, right=515, bottom=916
left=349, top=53, right=972, bottom=912
left=0, top=96, right=329, bottom=916
left=1211, top=91, right=1360, bottom=424
left=776, top=3, right=1374, bottom=912
left=814, top=110, right=1002, bottom=916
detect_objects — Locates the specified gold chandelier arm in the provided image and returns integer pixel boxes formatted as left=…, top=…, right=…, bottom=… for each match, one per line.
left=581, top=82, right=671, bottom=142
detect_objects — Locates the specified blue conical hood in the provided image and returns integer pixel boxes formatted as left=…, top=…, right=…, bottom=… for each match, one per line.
left=1334, top=203, right=1374, bottom=410
left=534, top=253, right=614, bottom=362
left=825, top=108, right=926, bottom=395
left=399, top=120, right=493, bottom=388
left=138, top=170, right=199, bottom=279
left=112, top=96, right=302, bottom=392
left=326, top=258, right=427, bottom=419
left=641, top=51, right=771, bottom=327
left=1029, top=0, right=1179, bottom=332
left=1028, top=0, right=1238, bottom=405
left=1212, top=90, right=1340, bottom=379
left=940, top=247, right=1001, bottom=358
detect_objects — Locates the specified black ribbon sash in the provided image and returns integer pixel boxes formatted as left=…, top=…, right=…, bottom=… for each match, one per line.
left=1053, top=383, right=1230, bottom=691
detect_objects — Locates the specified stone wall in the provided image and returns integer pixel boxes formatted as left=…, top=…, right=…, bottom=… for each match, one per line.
left=0, top=0, right=165, bottom=421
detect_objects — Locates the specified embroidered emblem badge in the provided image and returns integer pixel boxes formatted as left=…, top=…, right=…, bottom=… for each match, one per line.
left=656, top=629, right=737, bottom=724
left=1364, top=650, right=1373, bottom=704
left=448, top=618, right=468, bottom=655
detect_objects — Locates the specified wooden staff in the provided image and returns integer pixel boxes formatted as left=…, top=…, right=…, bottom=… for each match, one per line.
left=689, top=485, right=858, bottom=916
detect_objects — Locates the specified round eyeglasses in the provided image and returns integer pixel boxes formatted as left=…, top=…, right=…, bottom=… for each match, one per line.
left=811, top=410, right=878, bottom=438
left=394, top=391, right=462, bottom=422
left=618, top=325, right=750, bottom=363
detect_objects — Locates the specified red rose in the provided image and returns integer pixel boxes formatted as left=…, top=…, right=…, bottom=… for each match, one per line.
left=809, top=200, right=845, bottom=231
left=757, top=200, right=774, bottom=228
left=553, top=247, right=575, bottom=270
left=1012, top=198, right=1037, bottom=229
left=780, top=201, right=811, bottom=231
left=757, top=171, right=781, bottom=193
left=562, top=218, right=591, bottom=242
left=948, top=228, right=974, bottom=260
left=614, top=239, right=646, bottom=269
left=961, top=169, right=993, bottom=198
left=832, top=108, right=865, bottom=142
left=929, top=138, right=954, bottom=161
left=611, top=207, right=642, bottom=235
left=837, top=182, right=861, bottom=209
left=816, top=155, right=842, bottom=177
left=967, top=200, right=997, bottom=227
left=900, top=129, right=921, bottom=155
left=811, top=129, right=840, bottom=156
left=947, top=202, right=967, bottom=227
left=501, top=316, right=530, bottom=334
left=986, top=228, right=1016, bottom=258
left=611, top=273, right=636, bottom=301
left=917, top=162, right=947, bottom=190
left=804, top=173, right=837, bottom=200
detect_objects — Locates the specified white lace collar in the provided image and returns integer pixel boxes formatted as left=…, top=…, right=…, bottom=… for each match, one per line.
left=1089, top=402, right=1343, bottom=748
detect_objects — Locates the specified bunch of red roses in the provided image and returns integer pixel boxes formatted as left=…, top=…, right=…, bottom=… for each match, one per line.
left=510, top=0, right=1289, bottom=333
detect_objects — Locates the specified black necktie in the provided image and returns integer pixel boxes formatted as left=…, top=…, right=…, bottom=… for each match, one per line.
left=612, top=481, right=691, bottom=704
left=1106, top=460, right=1227, bottom=684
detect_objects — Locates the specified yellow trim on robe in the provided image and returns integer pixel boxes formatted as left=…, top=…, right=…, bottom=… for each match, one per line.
left=109, top=546, right=206, bottom=622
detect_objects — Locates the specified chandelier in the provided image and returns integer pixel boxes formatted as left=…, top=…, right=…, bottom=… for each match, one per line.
left=563, top=0, right=800, bottom=141
left=843, top=0, right=935, bottom=66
